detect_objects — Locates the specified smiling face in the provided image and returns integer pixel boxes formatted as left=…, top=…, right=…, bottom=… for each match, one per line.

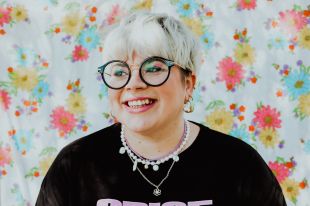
left=108, top=53, right=195, bottom=134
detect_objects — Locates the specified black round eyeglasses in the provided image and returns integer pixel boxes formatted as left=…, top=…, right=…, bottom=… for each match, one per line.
left=97, top=56, right=192, bottom=89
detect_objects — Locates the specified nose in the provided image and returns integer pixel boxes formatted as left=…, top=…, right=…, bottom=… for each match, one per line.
left=124, top=65, right=147, bottom=90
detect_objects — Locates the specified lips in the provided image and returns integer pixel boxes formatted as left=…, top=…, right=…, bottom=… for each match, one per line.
left=122, top=97, right=157, bottom=113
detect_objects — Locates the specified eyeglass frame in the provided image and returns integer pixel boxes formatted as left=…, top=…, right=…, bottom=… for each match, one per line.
left=97, top=56, right=192, bottom=89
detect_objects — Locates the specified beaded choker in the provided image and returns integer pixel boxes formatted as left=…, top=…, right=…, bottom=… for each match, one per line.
left=119, top=120, right=190, bottom=171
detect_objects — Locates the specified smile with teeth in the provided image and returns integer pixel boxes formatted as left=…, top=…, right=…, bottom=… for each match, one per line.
left=127, top=99, right=154, bottom=108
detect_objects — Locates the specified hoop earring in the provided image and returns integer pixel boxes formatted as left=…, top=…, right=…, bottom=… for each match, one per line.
left=184, top=96, right=194, bottom=113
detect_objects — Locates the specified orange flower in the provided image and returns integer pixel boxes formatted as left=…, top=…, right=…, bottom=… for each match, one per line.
left=67, top=84, right=72, bottom=90
left=42, top=62, right=49, bottom=67
left=276, top=90, right=283, bottom=97
left=299, top=181, right=307, bottom=189
left=242, top=28, right=247, bottom=36
left=82, top=125, right=88, bottom=132
left=238, top=115, right=244, bottom=121
left=7, top=67, right=13, bottom=73
left=289, top=44, right=295, bottom=51
left=251, top=77, right=257, bottom=83
left=285, top=162, right=293, bottom=168
left=24, top=100, right=30, bottom=106
left=0, top=29, right=5, bottom=35
left=89, top=16, right=96, bottom=22
left=15, top=111, right=20, bottom=116
left=54, top=27, right=61, bottom=33
left=1, top=170, right=7, bottom=176
left=230, top=104, right=236, bottom=110
left=75, top=79, right=80, bottom=86
left=239, top=105, right=246, bottom=112
left=91, top=7, right=97, bottom=13
left=34, top=171, right=40, bottom=177
left=304, top=10, right=310, bottom=17
left=206, top=11, right=213, bottom=16
left=249, top=125, right=255, bottom=131
left=233, top=34, right=239, bottom=40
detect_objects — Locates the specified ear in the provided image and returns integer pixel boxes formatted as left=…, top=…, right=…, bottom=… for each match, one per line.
left=185, top=73, right=197, bottom=95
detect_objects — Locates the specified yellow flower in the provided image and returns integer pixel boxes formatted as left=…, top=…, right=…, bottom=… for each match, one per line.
left=39, top=156, right=54, bottom=176
left=10, top=5, right=28, bottom=22
left=298, top=27, right=310, bottom=50
left=61, top=12, right=85, bottom=36
left=298, top=93, right=310, bottom=116
left=259, top=127, right=279, bottom=148
left=132, top=0, right=153, bottom=10
left=182, top=17, right=204, bottom=36
left=206, top=108, right=234, bottom=134
left=234, top=43, right=255, bottom=65
left=280, top=178, right=300, bottom=202
left=12, top=68, right=39, bottom=91
left=66, top=93, right=86, bottom=114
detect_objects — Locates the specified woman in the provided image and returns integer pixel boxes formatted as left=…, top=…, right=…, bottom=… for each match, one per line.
left=36, top=12, right=287, bottom=206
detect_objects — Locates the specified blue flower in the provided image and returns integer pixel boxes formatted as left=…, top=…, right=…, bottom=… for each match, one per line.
left=12, top=130, right=33, bottom=153
left=229, top=127, right=250, bottom=144
left=78, top=27, right=100, bottom=51
left=200, top=31, right=214, bottom=50
left=304, top=140, right=310, bottom=154
left=284, top=70, right=310, bottom=100
left=176, top=0, right=198, bottom=17
left=16, top=48, right=36, bottom=67
left=32, top=81, right=49, bottom=99
left=100, top=84, right=108, bottom=98
left=268, top=33, right=288, bottom=49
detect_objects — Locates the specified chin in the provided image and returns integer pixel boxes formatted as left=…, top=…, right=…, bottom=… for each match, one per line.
left=122, top=115, right=157, bottom=133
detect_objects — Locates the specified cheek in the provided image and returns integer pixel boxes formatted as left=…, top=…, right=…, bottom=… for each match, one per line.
left=108, top=90, right=121, bottom=108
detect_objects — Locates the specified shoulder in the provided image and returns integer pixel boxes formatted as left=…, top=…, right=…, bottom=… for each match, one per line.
left=56, top=123, right=121, bottom=160
left=192, top=121, right=256, bottom=155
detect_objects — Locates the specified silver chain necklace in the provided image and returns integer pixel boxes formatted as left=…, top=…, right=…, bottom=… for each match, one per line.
left=128, top=154, right=175, bottom=196
left=119, top=120, right=191, bottom=196
left=119, top=120, right=190, bottom=172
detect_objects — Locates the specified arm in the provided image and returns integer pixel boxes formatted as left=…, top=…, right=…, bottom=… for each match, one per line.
left=238, top=148, right=287, bottom=206
left=35, top=148, right=74, bottom=206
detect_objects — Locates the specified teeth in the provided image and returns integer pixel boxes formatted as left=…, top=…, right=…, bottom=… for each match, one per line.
left=127, top=99, right=153, bottom=107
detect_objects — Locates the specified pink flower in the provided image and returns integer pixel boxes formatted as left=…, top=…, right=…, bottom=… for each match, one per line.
left=237, top=0, right=257, bottom=10
left=253, top=105, right=281, bottom=129
left=268, top=161, right=290, bottom=183
left=217, top=57, right=245, bottom=88
left=0, top=7, right=11, bottom=27
left=278, top=10, right=307, bottom=34
left=50, top=106, right=76, bottom=134
left=107, top=5, right=121, bottom=25
left=72, top=45, right=89, bottom=62
left=0, top=89, right=11, bottom=110
left=0, top=147, right=11, bottom=167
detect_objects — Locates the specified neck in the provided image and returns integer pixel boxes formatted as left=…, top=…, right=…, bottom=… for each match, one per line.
left=123, top=118, right=185, bottom=159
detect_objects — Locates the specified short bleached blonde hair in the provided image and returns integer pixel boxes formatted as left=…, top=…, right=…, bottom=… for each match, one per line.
left=102, top=11, right=202, bottom=75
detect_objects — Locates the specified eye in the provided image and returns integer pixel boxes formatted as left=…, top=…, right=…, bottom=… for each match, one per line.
left=113, top=69, right=128, bottom=77
left=144, top=66, right=163, bottom=73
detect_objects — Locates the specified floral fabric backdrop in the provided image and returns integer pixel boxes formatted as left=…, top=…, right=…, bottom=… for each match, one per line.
left=0, top=0, right=309, bottom=205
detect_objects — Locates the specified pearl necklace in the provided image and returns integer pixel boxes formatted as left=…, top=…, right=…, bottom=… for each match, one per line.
left=119, top=120, right=190, bottom=171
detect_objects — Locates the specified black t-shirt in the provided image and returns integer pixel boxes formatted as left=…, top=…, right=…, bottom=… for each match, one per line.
left=36, top=121, right=287, bottom=206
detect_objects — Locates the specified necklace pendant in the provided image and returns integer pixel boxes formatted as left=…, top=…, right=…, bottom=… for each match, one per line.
left=119, top=147, right=126, bottom=154
left=153, top=188, right=161, bottom=196
left=153, top=164, right=159, bottom=171
left=133, top=159, right=138, bottom=171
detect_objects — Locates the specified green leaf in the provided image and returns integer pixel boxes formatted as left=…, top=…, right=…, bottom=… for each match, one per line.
left=205, top=100, right=225, bottom=111
left=64, top=2, right=81, bottom=11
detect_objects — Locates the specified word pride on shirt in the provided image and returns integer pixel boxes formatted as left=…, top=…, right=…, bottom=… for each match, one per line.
left=97, top=199, right=213, bottom=206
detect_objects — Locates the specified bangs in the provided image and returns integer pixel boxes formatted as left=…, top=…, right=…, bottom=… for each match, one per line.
left=103, top=20, right=171, bottom=62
